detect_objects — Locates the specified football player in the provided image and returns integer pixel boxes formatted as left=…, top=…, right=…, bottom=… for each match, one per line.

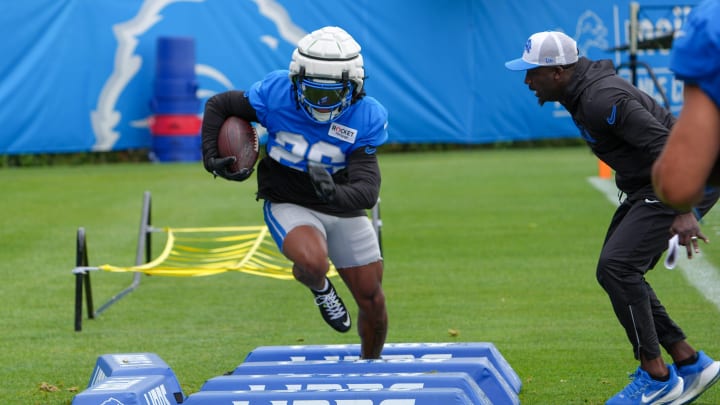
left=201, top=26, right=388, bottom=359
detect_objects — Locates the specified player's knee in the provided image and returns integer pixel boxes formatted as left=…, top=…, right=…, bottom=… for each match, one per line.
left=289, top=245, right=330, bottom=273
left=596, top=254, right=622, bottom=289
left=359, top=285, right=386, bottom=314
left=300, top=256, right=331, bottom=274
left=596, top=255, right=644, bottom=289
left=595, top=254, right=614, bottom=280
left=292, top=260, right=330, bottom=285
left=596, top=263, right=607, bottom=287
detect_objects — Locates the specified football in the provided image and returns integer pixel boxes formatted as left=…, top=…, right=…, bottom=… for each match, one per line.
left=217, top=116, right=259, bottom=173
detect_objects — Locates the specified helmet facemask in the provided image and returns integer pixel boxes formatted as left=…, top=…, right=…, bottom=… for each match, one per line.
left=288, top=26, right=365, bottom=123
left=294, top=69, right=354, bottom=123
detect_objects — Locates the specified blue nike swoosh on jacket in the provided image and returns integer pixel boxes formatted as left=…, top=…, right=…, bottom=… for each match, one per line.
left=606, top=104, right=617, bottom=125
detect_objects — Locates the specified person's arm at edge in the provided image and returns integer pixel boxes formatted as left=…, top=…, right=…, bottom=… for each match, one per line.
left=652, top=84, right=720, bottom=210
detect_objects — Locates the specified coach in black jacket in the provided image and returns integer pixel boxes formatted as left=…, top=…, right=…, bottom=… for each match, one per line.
left=507, top=31, right=720, bottom=404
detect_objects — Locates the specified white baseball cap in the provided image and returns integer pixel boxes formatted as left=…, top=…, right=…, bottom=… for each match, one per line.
left=505, top=31, right=578, bottom=70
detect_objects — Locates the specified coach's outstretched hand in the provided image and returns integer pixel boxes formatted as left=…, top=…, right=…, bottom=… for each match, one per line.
left=308, top=161, right=336, bottom=203
left=208, top=156, right=253, bottom=182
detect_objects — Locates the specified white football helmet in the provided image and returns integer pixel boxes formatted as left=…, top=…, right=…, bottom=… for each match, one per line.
left=289, top=26, right=365, bottom=122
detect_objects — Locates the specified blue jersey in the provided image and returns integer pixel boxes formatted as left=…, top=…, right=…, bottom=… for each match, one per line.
left=248, top=70, right=388, bottom=174
left=236, top=70, right=389, bottom=216
left=670, top=0, right=720, bottom=107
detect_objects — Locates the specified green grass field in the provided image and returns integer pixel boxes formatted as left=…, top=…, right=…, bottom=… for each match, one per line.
left=2, top=147, right=719, bottom=404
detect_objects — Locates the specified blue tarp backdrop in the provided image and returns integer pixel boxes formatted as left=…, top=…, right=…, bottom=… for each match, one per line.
left=0, top=0, right=695, bottom=154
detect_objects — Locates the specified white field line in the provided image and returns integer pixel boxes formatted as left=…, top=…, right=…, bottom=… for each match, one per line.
left=588, top=176, right=720, bottom=313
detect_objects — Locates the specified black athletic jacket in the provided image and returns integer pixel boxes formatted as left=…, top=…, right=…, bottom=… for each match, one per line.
left=201, top=91, right=381, bottom=218
left=560, top=57, right=676, bottom=196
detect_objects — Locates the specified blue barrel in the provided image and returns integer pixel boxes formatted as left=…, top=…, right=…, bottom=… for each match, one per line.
left=151, top=37, right=200, bottom=115
left=150, top=98, right=201, bottom=115
left=156, top=37, right=195, bottom=79
left=153, top=78, right=198, bottom=100
left=150, top=134, right=201, bottom=162
left=151, top=37, right=202, bottom=161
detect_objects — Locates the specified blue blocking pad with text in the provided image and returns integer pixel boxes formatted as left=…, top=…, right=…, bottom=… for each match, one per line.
left=184, top=387, right=474, bottom=404
left=200, top=371, right=491, bottom=404
left=83, top=353, right=184, bottom=402
left=231, top=357, right=519, bottom=405
left=243, top=341, right=521, bottom=393
left=72, top=375, right=183, bottom=405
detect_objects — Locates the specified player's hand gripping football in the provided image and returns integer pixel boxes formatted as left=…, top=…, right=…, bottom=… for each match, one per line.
left=208, top=156, right=253, bottom=182
left=307, top=161, right=336, bottom=203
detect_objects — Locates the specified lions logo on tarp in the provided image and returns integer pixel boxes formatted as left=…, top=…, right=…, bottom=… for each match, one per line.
left=92, top=0, right=306, bottom=151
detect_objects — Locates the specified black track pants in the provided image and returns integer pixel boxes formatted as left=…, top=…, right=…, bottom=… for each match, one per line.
left=596, top=186, right=718, bottom=359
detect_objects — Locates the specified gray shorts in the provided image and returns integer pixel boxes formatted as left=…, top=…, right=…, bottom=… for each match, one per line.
left=263, top=201, right=382, bottom=268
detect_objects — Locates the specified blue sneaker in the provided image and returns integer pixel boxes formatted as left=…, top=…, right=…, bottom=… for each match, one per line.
left=669, top=351, right=720, bottom=405
left=606, top=366, right=684, bottom=405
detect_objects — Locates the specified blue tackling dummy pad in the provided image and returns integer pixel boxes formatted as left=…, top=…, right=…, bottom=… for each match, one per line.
left=200, top=371, right=491, bottom=404
left=184, top=387, right=474, bottom=404
left=73, top=344, right=520, bottom=404
left=72, top=375, right=181, bottom=405
left=73, top=353, right=184, bottom=405
left=231, top=357, right=519, bottom=405
left=243, top=341, right=521, bottom=393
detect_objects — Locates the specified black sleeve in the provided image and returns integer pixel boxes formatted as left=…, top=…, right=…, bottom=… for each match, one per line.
left=332, top=147, right=381, bottom=210
left=200, top=91, right=259, bottom=173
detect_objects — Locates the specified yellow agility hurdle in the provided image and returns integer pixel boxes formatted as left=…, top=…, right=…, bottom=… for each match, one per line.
left=97, top=225, right=304, bottom=279
left=72, top=191, right=380, bottom=331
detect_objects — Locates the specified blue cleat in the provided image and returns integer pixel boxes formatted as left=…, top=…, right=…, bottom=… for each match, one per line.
left=606, top=366, right=683, bottom=405
left=669, top=351, right=720, bottom=405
